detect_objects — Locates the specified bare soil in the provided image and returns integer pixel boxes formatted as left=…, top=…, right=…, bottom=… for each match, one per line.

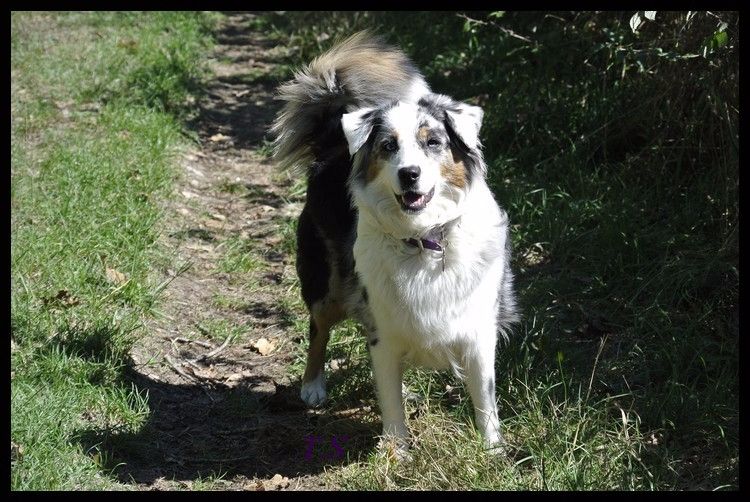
left=108, top=13, right=378, bottom=491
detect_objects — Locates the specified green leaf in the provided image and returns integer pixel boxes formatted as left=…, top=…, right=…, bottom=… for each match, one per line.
left=702, top=29, right=729, bottom=57
left=714, top=30, right=728, bottom=48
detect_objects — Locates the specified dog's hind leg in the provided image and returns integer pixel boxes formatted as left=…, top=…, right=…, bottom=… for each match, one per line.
left=300, top=300, right=344, bottom=407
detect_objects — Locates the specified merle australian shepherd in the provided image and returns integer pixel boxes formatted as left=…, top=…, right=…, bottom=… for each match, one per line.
left=272, top=31, right=518, bottom=455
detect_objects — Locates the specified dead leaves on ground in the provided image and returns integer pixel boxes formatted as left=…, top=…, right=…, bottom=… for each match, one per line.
left=42, top=289, right=80, bottom=309
left=11, top=441, right=24, bottom=464
left=209, top=133, right=231, bottom=143
left=165, top=334, right=279, bottom=388
left=105, top=267, right=128, bottom=286
left=249, top=337, right=275, bottom=356
left=253, top=473, right=290, bottom=491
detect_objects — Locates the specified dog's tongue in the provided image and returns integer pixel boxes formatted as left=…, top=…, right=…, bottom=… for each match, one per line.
left=402, top=192, right=425, bottom=209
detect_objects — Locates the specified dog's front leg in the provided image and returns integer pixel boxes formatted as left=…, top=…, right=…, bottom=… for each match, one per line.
left=464, top=338, right=503, bottom=450
left=370, top=340, right=409, bottom=454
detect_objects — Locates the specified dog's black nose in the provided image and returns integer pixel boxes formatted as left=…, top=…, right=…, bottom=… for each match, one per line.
left=398, top=166, right=421, bottom=187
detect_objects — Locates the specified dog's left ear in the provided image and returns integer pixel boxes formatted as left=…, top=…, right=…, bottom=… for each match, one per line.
left=342, top=107, right=375, bottom=156
left=445, top=103, right=484, bottom=151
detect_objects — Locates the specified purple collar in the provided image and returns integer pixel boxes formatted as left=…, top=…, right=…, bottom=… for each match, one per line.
left=403, top=226, right=445, bottom=252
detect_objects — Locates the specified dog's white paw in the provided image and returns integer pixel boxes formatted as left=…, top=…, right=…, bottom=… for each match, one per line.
left=377, top=436, right=412, bottom=462
left=483, top=434, right=507, bottom=457
left=300, top=372, right=327, bottom=407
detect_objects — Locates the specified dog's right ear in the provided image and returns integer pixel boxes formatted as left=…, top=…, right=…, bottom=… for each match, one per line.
left=342, top=107, right=375, bottom=156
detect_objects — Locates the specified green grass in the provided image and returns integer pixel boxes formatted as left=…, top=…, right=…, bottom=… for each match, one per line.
left=11, top=11, right=215, bottom=490
left=217, top=235, right=262, bottom=275
left=262, top=11, right=738, bottom=491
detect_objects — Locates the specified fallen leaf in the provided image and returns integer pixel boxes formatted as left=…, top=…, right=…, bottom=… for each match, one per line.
left=235, top=89, right=250, bottom=98
left=209, top=133, right=231, bottom=142
left=202, top=219, right=223, bottom=230
left=184, top=364, right=216, bottom=380
left=54, top=100, right=74, bottom=110
left=265, top=474, right=289, bottom=490
left=329, top=357, right=347, bottom=371
left=250, top=337, right=276, bottom=356
left=210, top=213, right=226, bottom=221
left=224, top=374, right=243, bottom=385
left=11, top=442, right=24, bottom=463
left=105, top=267, right=128, bottom=285
left=116, top=39, right=138, bottom=51
left=43, top=290, right=80, bottom=308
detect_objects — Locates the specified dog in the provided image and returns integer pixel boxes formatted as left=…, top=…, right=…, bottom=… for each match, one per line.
left=272, top=31, right=518, bottom=453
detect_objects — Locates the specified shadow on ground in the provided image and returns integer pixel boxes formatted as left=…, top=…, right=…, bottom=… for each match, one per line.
left=75, top=366, right=378, bottom=485
left=185, top=16, right=288, bottom=151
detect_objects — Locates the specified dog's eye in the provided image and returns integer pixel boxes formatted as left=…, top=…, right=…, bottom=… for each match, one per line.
left=427, top=138, right=442, bottom=148
left=382, top=139, right=398, bottom=152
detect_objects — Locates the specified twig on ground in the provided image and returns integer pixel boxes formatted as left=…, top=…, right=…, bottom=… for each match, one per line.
left=164, top=353, right=198, bottom=382
left=184, top=358, right=206, bottom=371
left=194, top=335, right=233, bottom=363
left=172, top=336, right=214, bottom=349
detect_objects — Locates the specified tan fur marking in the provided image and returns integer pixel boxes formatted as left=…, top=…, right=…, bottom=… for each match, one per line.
left=417, top=127, right=430, bottom=142
left=442, top=148, right=467, bottom=188
left=302, top=301, right=345, bottom=383
left=366, top=156, right=383, bottom=183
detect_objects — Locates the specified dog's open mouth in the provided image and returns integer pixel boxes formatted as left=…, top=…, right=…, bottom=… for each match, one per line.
left=397, top=187, right=435, bottom=212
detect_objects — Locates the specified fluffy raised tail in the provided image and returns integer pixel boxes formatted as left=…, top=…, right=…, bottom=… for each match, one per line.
left=271, top=31, right=429, bottom=174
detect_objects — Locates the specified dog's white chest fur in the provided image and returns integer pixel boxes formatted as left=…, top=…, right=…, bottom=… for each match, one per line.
left=353, top=183, right=507, bottom=369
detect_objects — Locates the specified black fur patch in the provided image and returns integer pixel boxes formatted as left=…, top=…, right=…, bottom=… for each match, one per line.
left=369, top=338, right=379, bottom=347
left=296, top=149, right=356, bottom=308
left=350, top=101, right=401, bottom=186
left=296, top=206, right=331, bottom=307
left=309, top=319, right=319, bottom=341
left=418, top=96, right=447, bottom=122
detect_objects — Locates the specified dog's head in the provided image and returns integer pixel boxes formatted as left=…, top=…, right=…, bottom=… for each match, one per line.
left=343, top=94, right=486, bottom=237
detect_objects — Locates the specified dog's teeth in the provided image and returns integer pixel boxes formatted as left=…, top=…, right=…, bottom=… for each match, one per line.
left=402, top=192, right=424, bottom=208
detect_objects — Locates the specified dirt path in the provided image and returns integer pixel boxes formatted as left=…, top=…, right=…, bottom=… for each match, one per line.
left=118, top=13, right=375, bottom=491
